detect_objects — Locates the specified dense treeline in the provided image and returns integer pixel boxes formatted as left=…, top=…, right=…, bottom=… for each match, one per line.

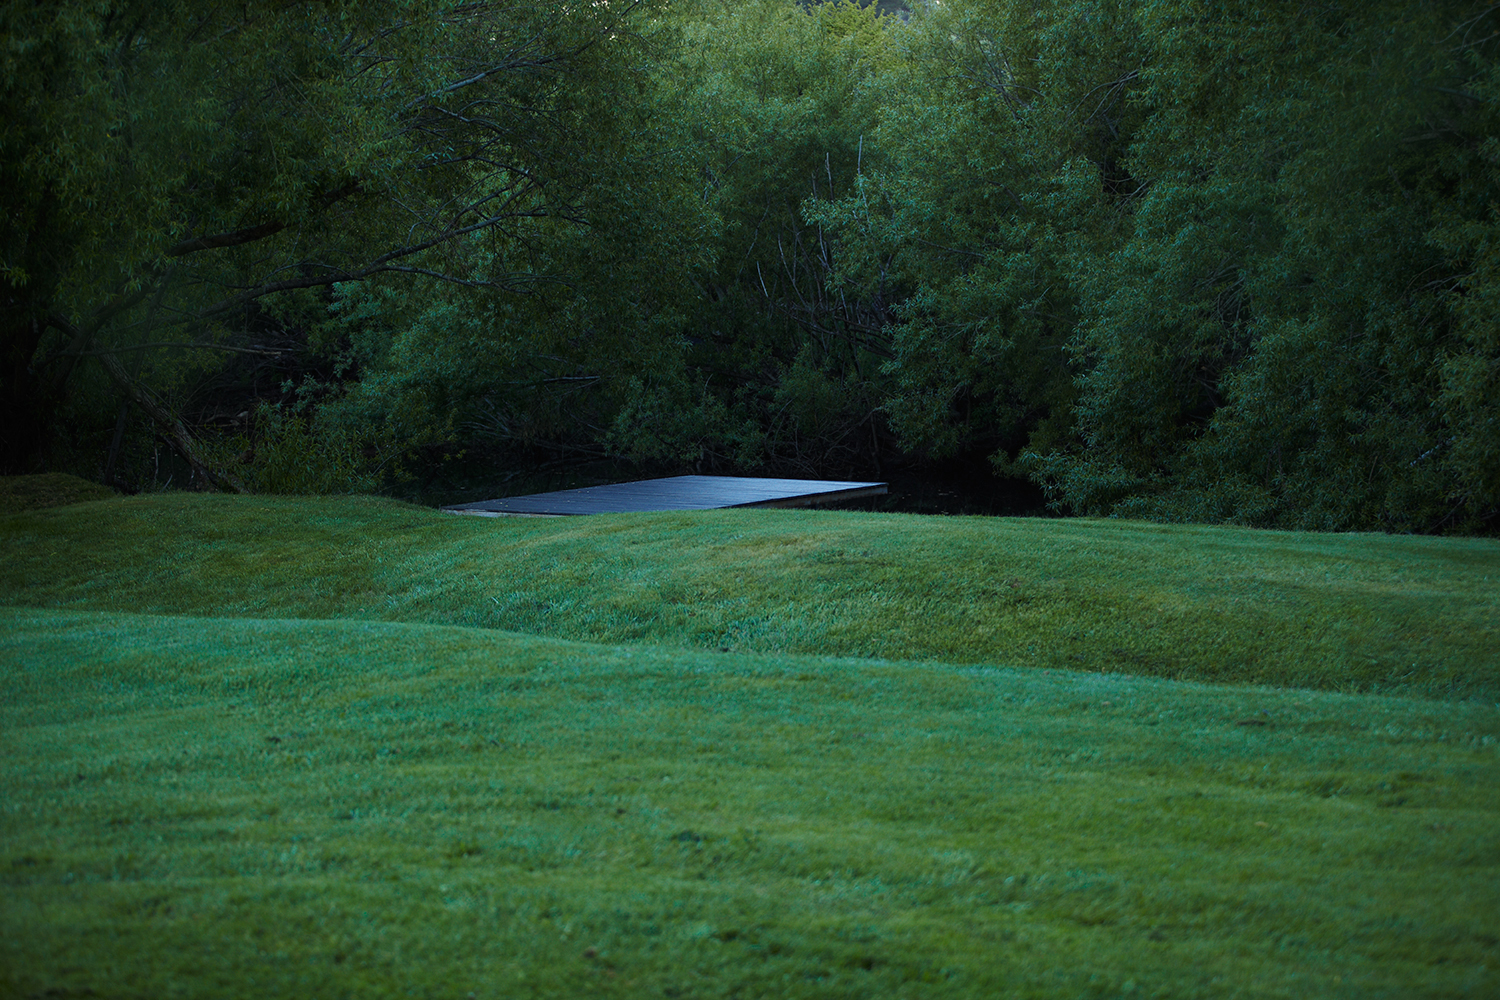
left=3, top=0, right=1496, bottom=531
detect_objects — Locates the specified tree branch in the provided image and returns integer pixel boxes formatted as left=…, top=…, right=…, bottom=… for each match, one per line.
left=166, top=221, right=286, bottom=257
left=49, top=311, right=246, bottom=493
left=58, top=341, right=291, bottom=359
left=189, top=207, right=553, bottom=319
left=164, top=182, right=361, bottom=256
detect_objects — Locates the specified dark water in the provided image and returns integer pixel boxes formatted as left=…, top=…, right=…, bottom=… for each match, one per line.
left=821, top=468, right=1051, bottom=518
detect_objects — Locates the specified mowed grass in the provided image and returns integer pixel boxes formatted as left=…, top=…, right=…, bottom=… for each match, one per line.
left=1, top=492, right=1497, bottom=697
left=0, top=473, right=114, bottom=513
left=2, top=488, right=1499, bottom=997
left=3, top=607, right=1498, bottom=999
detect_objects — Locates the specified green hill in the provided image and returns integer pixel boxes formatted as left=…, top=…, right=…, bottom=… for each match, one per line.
left=2, top=490, right=1497, bottom=997
left=1, top=492, right=1495, bottom=697
left=0, top=472, right=115, bottom=513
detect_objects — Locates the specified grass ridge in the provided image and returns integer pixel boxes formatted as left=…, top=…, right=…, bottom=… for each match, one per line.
left=2, top=493, right=1497, bottom=699
left=4, top=490, right=1499, bottom=997
left=4, top=607, right=1498, bottom=998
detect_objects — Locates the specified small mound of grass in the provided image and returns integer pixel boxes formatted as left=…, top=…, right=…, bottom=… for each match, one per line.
left=0, top=473, right=115, bottom=512
left=2, top=608, right=1497, bottom=998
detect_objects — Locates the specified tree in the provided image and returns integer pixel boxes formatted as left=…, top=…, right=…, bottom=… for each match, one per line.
left=347, top=0, right=909, bottom=484
left=648, top=0, right=902, bottom=476
left=1033, top=0, right=1500, bottom=531
left=1, top=0, right=656, bottom=487
left=813, top=0, right=1500, bottom=531
left=806, top=0, right=1143, bottom=472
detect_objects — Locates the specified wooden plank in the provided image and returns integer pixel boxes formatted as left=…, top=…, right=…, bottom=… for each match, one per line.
left=443, top=475, right=887, bottom=517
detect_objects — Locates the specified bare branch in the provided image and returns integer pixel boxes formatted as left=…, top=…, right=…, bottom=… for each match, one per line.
left=166, top=221, right=286, bottom=257
left=189, top=207, right=553, bottom=319
left=49, top=311, right=245, bottom=494
left=164, top=182, right=360, bottom=256
left=58, top=342, right=291, bottom=359
left=378, top=265, right=568, bottom=290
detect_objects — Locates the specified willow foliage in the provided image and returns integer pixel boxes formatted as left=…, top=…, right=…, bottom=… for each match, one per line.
left=7, top=0, right=1496, bottom=531
left=815, top=0, right=1499, bottom=531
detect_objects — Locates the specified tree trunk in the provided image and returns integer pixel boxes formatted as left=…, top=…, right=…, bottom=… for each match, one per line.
left=0, top=286, right=54, bottom=474
left=0, top=185, right=66, bottom=473
left=94, top=349, right=247, bottom=494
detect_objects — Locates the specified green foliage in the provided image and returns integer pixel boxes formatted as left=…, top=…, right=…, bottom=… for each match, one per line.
left=605, top=373, right=737, bottom=465
left=1023, top=1, right=1500, bottom=531
left=295, top=4, right=724, bottom=475
left=643, top=0, right=900, bottom=473
left=319, top=0, right=909, bottom=478
left=799, top=0, right=1500, bottom=531
left=1429, top=49, right=1500, bottom=519
left=214, top=399, right=382, bottom=496
left=7, top=0, right=1498, bottom=531
left=806, top=0, right=1141, bottom=467
left=1, top=0, right=680, bottom=482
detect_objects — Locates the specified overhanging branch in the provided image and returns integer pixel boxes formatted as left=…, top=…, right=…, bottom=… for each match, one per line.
left=58, top=341, right=290, bottom=359
left=47, top=311, right=246, bottom=494
left=192, top=207, right=553, bottom=319
left=166, top=221, right=286, bottom=257
left=164, top=182, right=361, bottom=257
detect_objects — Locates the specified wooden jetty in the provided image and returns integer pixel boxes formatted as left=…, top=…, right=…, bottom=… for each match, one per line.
left=443, top=475, right=887, bottom=517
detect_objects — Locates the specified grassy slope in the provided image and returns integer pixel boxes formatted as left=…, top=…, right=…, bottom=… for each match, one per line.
left=3, top=607, right=1497, bottom=999
left=0, top=473, right=115, bottom=513
left=1, top=493, right=1497, bottom=697
left=3, top=491, right=1499, bottom=997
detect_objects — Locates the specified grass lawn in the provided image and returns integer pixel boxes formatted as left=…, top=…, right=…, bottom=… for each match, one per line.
left=2, top=485, right=1498, bottom=997
left=2, top=491, right=1497, bottom=697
